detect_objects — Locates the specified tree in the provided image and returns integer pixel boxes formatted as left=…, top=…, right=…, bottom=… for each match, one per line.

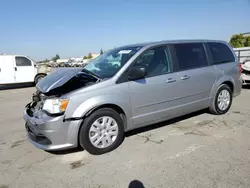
left=100, top=49, right=104, bottom=55
left=229, top=34, right=245, bottom=48
left=83, top=56, right=88, bottom=59
left=245, top=36, right=250, bottom=47
left=87, top=53, right=93, bottom=59
left=52, top=54, right=60, bottom=62
left=44, top=59, right=49, bottom=62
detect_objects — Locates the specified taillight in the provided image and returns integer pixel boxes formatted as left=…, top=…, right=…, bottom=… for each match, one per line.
left=238, top=63, right=242, bottom=74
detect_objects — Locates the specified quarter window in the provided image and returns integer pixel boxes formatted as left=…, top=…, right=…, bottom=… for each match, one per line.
left=133, top=46, right=171, bottom=77
left=172, top=43, right=208, bottom=71
left=15, top=57, right=32, bottom=66
left=207, top=42, right=235, bottom=64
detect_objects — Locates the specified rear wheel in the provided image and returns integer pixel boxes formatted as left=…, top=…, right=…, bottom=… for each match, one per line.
left=209, top=84, right=233, bottom=115
left=79, top=108, right=124, bottom=155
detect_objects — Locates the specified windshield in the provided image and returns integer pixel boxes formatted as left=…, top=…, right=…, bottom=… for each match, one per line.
left=84, top=46, right=142, bottom=78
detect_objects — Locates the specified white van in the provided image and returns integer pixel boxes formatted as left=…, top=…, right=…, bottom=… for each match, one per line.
left=0, top=55, right=45, bottom=85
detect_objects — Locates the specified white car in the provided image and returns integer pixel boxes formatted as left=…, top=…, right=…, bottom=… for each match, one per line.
left=0, top=54, right=46, bottom=85
left=71, top=60, right=83, bottom=67
left=241, top=59, right=250, bottom=85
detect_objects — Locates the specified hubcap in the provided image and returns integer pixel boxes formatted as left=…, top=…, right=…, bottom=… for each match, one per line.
left=217, top=89, right=230, bottom=111
left=89, top=116, right=118, bottom=149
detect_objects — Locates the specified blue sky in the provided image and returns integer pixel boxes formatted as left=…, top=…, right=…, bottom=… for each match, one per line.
left=0, top=0, right=250, bottom=61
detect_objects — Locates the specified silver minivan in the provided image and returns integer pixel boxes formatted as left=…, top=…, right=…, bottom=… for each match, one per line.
left=23, top=40, right=242, bottom=155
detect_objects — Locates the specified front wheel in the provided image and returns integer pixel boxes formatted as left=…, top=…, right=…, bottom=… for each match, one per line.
left=79, top=108, right=125, bottom=155
left=34, top=74, right=46, bottom=85
left=209, top=84, right=233, bottom=115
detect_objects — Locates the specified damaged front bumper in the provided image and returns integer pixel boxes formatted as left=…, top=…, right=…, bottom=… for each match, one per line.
left=241, top=73, right=250, bottom=85
left=241, top=63, right=250, bottom=85
left=23, top=103, right=82, bottom=151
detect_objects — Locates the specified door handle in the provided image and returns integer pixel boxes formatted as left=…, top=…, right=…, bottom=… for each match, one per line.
left=181, top=75, right=190, bottom=80
left=14, top=67, right=17, bottom=71
left=166, top=78, right=176, bottom=83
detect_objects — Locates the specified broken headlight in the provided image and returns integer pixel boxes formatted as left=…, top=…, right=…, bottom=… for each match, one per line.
left=42, top=98, right=69, bottom=114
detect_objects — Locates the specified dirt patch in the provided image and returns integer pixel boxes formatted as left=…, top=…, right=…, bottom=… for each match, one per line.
left=232, top=111, right=241, bottom=114
left=196, top=120, right=232, bottom=129
left=0, top=185, right=9, bottom=188
left=1, top=160, right=11, bottom=165
left=184, top=129, right=208, bottom=136
left=176, top=119, right=233, bottom=137
left=175, top=125, right=191, bottom=130
left=197, top=120, right=215, bottom=127
left=144, top=137, right=163, bottom=144
left=70, top=160, right=89, bottom=169
left=221, top=120, right=229, bottom=127
left=0, top=137, right=5, bottom=145
left=10, top=140, right=26, bottom=148
left=137, top=134, right=163, bottom=144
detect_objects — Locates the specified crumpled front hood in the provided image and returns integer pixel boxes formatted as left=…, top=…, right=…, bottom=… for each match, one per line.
left=36, top=68, right=87, bottom=94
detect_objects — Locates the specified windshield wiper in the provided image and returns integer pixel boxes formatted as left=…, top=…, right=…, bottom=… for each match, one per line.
left=82, top=68, right=103, bottom=80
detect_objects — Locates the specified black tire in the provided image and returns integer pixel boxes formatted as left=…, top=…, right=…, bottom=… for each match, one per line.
left=34, top=74, right=46, bottom=85
left=209, top=84, right=233, bottom=115
left=79, top=108, right=125, bottom=155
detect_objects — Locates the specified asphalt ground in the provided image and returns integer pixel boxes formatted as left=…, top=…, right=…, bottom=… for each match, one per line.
left=1, top=86, right=250, bottom=188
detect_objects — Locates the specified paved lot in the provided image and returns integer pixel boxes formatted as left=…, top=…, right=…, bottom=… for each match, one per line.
left=1, top=86, right=250, bottom=188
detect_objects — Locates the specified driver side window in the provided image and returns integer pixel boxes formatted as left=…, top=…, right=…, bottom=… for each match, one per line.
left=133, top=46, right=171, bottom=77
left=15, top=56, right=32, bottom=66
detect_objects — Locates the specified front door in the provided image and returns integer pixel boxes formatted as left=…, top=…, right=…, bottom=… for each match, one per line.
left=128, top=45, right=179, bottom=126
left=0, top=55, right=15, bottom=84
left=15, top=56, right=35, bottom=83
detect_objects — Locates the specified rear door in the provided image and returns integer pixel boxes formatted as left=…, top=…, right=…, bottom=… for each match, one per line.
left=0, top=56, right=15, bottom=84
left=207, top=42, right=238, bottom=79
left=169, top=42, right=217, bottom=111
left=14, top=56, right=35, bottom=83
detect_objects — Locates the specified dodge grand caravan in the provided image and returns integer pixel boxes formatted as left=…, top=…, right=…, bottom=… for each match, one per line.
left=23, top=40, right=242, bottom=155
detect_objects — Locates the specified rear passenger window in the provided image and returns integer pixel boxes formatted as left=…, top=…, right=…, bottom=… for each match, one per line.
left=15, top=57, right=32, bottom=66
left=208, top=42, right=235, bottom=64
left=172, top=43, right=208, bottom=71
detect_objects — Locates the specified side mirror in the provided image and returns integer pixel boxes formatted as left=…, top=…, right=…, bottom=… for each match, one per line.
left=128, top=66, right=147, bottom=80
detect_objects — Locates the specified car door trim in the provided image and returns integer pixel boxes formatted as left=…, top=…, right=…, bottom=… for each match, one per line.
left=136, top=90, right=208, bottom=109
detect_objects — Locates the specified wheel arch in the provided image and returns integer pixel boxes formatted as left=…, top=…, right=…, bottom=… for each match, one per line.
left=84, top=103, right=127, bottom=127
left=221, top=81, right=234, bottom=93
left=210, top=77, right=235, bottom=99
left=34, top=73, right=47, bottom=82
left=76, top=103, right=127, bottom=147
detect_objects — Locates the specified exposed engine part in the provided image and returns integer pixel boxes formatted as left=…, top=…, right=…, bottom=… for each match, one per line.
left=27, top=68, right=101, bottom=117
